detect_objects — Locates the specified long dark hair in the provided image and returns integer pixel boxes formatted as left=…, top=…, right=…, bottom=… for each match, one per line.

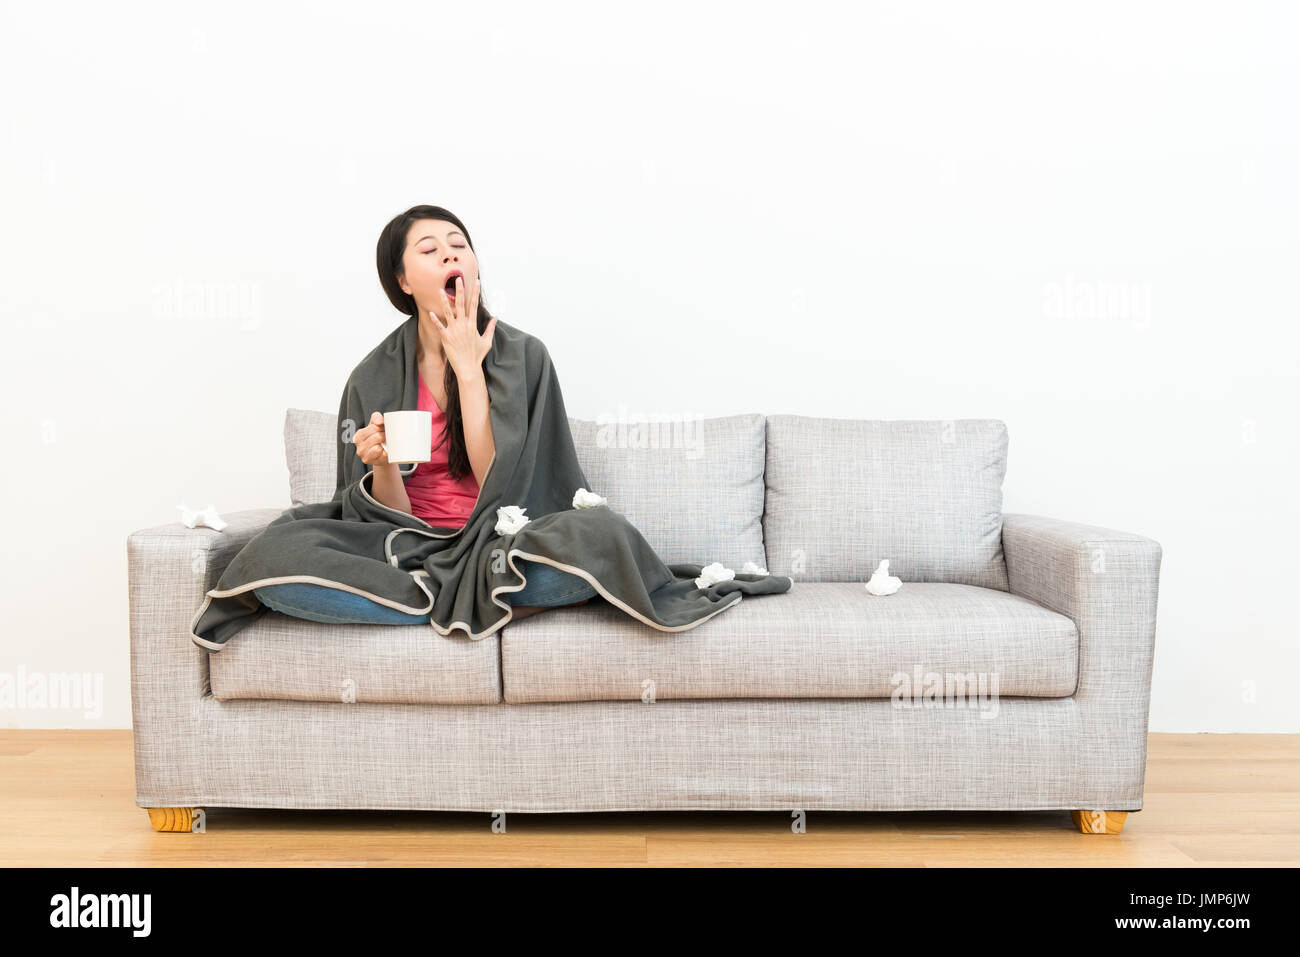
left=376, top=204, right=492, bottom=483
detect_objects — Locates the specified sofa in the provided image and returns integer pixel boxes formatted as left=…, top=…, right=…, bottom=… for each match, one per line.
left=128, top=411, right=1162, bottom=835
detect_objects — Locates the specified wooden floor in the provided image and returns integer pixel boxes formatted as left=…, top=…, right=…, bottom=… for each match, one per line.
left=2, top=731, right=1296, bottom=866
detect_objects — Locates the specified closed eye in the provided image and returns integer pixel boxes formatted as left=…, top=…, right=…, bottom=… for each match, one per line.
left=422, top=244, right=466, bottom=254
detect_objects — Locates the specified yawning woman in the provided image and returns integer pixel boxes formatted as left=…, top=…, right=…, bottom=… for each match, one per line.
left=251, top=205, right=597, bottom=625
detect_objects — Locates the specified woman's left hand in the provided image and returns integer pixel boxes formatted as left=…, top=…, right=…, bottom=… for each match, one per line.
left=433, top=276, right=497, bottom=376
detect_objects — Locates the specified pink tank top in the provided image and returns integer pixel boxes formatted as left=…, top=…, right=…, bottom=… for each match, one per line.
left=403, top=373, right=481, bottom=528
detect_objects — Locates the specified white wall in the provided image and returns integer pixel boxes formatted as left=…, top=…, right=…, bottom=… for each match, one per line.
left=1, top=1, right=1295, bottom=731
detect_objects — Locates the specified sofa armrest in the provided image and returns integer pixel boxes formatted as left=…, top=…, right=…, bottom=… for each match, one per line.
left=127, top=507, right=282, bottom=802
left=1002, top=513, right=1163, bottom=809
left=1002, top=513, right=1163, bottom=704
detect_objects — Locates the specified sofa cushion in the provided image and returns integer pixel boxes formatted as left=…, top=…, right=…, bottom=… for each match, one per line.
left=208, top=610, right=501, bottom=705
left=285, top=409, right=769, bottom=571
left=501, top=582, right=1077, bottom=703
left=563, top=412, right=768, bottom=570
left=284, top=408, right=339, bottom=505
left=763, top=416, right=1009, bottom=588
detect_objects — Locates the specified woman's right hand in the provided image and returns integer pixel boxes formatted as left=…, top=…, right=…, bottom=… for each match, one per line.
left=353, top=411, right=392, bottom=468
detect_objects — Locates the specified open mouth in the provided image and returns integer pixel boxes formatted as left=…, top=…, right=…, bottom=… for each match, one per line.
left=443, top=271, right=463, bottom=299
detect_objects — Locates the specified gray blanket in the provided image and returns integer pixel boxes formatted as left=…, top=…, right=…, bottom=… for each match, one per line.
left=190, top=316, right=792, bottom=651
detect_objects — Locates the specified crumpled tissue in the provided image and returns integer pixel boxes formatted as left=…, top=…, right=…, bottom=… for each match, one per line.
left=695, top=561, right=735, bottom=589
left=572, top=487, right=608, bottom=509
left=741, top=560, right=769, bottom=576
left=177, top=503, right=227, bottom=531
left=495, top=505, right=531, bottom=535
left=864, top=559, right=902, bottom=596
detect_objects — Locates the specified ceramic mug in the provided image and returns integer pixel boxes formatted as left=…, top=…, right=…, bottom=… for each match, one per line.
left=380, top=410, right=433, bottom=465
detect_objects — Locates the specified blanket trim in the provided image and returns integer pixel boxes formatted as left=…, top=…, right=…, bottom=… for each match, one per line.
left=484, top=547, right=744, bottom=639
left=357, top=449, right=501, bottom=538
left=187, top=571, right=438, bottom=651
left=187, top=538, right=745, bottom=650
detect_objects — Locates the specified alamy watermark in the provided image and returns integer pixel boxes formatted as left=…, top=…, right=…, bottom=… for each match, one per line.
left=151, top=277, right=262, bottom=329
left=891, top=667, right=1000, bottom=719
left=0, top=666, right=104, bottom=719
left=49, top=887, right=150, bottom=937
left=594, top=405, right=706, bottom=460
left=1042, top=274, right=1152, bottom=329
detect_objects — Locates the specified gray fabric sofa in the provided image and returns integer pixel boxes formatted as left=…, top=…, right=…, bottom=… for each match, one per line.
left=128, top=411, right=1162, bottom=834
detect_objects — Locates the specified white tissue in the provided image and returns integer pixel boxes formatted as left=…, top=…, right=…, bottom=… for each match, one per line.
left=177, top=503, right=227, bottom=531
left=572, top=487, right=608, bottom=509
left=865, top=559, right=902, bottom=596
left=741, top=560, right=769, bottom=576
left=695, top=561, right=735, bottom=589
left=495, top=505, right=531, bottom=535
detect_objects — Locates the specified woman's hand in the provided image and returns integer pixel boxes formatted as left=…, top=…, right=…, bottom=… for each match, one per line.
left=432, top=276, right=498, bottom=376
left=353, top=411, right=392, bottom=468
left=355, top=411, right=413, bottom=514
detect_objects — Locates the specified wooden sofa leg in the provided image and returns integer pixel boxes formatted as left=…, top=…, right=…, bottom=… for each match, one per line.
left=1070, top=810, right=1128, bottom=834
left=147, top=807, right=199, bottom=832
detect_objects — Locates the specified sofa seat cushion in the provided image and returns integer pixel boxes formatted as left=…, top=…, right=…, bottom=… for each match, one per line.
left=208, top=611, right=501, bottom=705
left=501, top=582, right=1077, bottom=703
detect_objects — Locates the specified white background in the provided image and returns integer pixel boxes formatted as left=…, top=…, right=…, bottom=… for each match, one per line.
left=1, top=1, right=1296, bottom=730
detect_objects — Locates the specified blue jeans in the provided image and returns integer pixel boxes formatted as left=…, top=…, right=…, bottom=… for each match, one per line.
left=253, top=559, right=597, bottom=625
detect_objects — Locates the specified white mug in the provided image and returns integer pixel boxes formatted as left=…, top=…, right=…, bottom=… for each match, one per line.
left=380, top=410, right=433, bottom=465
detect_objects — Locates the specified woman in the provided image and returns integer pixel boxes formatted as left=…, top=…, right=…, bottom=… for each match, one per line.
left=253, top=205, right=597, bottom=625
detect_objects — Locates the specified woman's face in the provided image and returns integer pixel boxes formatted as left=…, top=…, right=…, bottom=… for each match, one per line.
left=398, top=218, right=479, bottom=319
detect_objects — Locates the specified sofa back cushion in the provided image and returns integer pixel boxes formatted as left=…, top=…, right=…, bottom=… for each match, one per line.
left=284, top=408, right=769, bottom=570
left=567, top=413, right=767, bottom=570
left=762, top=416, right=1009, bottom=589
left=284, top=408, right=339, bottom=506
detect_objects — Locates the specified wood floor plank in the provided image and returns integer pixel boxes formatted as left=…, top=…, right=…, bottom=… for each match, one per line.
left=2, top=731, right=1296, bottom=866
